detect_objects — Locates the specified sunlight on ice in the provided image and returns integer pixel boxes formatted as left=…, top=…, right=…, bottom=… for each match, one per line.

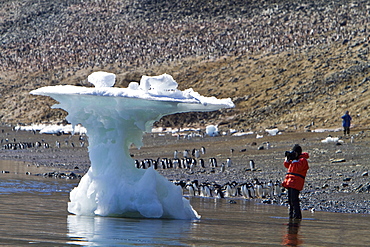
left=30, top=72, right=234, bottom=219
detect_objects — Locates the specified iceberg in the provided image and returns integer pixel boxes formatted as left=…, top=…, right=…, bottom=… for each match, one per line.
left=30, top=72, right=234, bottom=219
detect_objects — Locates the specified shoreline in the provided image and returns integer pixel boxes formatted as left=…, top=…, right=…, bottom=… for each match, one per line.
left=1, top=126, right=369, bottom=215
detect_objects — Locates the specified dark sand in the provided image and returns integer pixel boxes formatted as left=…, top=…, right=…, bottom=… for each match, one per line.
left=1, top=125, right=369, bottom=214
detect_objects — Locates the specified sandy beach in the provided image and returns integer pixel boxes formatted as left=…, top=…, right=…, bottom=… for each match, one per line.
left=1, top=125, right=369, bottom=215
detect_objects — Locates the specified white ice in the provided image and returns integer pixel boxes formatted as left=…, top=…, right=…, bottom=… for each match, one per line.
left=321, top=136, right=343, bottom=143
left=205, top=125, right=218, bottom=136
left=232, top=131, right=254, bottom=136
left=313, top=128, right=341, bottom=133
left=30, top=72, right=234, bottom=219
left=88, top=71, right=116, bottom=88
left=265, top=128, right=279, bottom=136
left=15, top=124, right=87, bottom=135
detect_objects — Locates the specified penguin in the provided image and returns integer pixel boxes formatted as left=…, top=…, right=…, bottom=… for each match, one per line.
left=204, top=184, right=212, bottom=197
left=273, top=180, right=282, bottom=197
left=167, top=159, right=173, bottom=169
left=175, top=180, right=186, bottom=188
left=266, top=180, right=273, bottom=198
left=255, top=181, right=263, bottom=198
left=209, top=157, right=217, bottom=167
left=226, top=158, right=232, bottom=167
left=189, top=162, right=195, bottom=171
left=135, top=160, right=140, bottom=169
left=200, top=146, right=206, bottom=154
left=200, top=182, right=212, bottom=197
left=224, top=182, right=233, bottom=197
left=183, top=150, right=190, bottom=158
left=220, top=163, right=225, bottom=173
left=249, top=160, right=255, bottom=170
left=191, top=158, right=197, bottom=167
left=147, top=159, right=153, bottom=169
left=191, top=180, right=199, bottom=194
left=185, top=158, right=191, bottom=169
left=186, top=182, right=196, bottom=196
left=248, top=183, right=255, bottom=198
left=140, top=160, right=146, bottom=169
left=173, top=159, right=180, bottom=169
left=199, top=184, right=205, bottom=197
left=199, top=158, right=205, bottom=168
left=231, top=181, right=238, bottom=196
left=214, top=186, right=225, bottom=198
left=261, top=181, right=269, bottom=198
left=161, top=159, right=166, bottom=169
left=180, top=158, right=186, bottom=169
left=174, top=150, right=178, bottom=159
left=152, top=160, right=158, bottom=169
left=241, top=183, right=250, bottom=199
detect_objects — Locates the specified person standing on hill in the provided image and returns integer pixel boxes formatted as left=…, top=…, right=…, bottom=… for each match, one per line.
left=282, top=144, right=309, bottom=220
left=341, top=111, right=352, bottom=136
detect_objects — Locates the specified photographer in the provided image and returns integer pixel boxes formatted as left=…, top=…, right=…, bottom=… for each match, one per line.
left=282, top=144, right=309, bottom=220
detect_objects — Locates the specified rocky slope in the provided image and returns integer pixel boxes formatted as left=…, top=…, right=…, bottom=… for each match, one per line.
left=0, top=0, right=369, bottom=131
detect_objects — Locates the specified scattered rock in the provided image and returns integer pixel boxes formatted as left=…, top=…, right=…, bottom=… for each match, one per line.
left=331, top=159, right=346, bottom=163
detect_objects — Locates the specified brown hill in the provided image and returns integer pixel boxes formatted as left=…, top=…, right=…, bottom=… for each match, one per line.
left=1, top=0, right=369, bottom=132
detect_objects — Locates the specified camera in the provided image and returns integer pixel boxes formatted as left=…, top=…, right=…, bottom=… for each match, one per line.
left=285, top=151, right=297, bottom=160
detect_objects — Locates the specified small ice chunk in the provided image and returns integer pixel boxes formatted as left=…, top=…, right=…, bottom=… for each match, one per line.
left=206, top=125, right=218, bottom=137
left=88, top=71, right=116, bottom=88
left=266, top=128, right=279, bottom=136
left=321, top=136, right=340, bottom=143
left=128, top=82, right=139, bottom=90
left=139, top=74, right=178, bottom=95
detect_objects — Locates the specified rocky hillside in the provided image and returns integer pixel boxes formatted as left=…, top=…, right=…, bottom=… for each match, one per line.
left=0, top=0, right=369, bottom=132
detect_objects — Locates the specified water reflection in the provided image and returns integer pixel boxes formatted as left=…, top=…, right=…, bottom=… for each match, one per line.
left=0, top=160, right=369, bottom=246
left=282, top=219, right=303, bottom=246
left=68, top=215, right=194, bottom=246
left=67, top=198, right=290, bottom=246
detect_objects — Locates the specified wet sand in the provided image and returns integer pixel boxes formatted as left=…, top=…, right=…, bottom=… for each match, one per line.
left=1, top=125, right=369, bottom=214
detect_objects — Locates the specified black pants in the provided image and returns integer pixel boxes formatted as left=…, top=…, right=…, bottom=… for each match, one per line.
left=287, top=188, right=302, bottom=219
left=343, top=126, right=350, bottom=135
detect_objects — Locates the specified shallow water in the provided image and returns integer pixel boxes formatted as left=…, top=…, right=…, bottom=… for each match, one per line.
left=0, top=160, right=369, bottom=246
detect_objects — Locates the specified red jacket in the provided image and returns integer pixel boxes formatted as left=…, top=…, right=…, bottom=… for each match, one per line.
left=282, top=152, right=309, bottom=191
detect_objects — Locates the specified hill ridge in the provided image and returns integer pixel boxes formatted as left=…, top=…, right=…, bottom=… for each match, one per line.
left=0, top=0, right=369, bottom=132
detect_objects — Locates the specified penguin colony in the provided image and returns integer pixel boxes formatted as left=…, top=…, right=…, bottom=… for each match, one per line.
left=135, top=146, right=283, bottom=201
left=1, top=136, right=86, bottom=150
left=2, top=130, right=283, bottom=201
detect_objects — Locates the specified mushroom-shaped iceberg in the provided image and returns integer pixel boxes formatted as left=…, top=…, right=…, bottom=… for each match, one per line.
left=31, top=73, right=234, bottom=219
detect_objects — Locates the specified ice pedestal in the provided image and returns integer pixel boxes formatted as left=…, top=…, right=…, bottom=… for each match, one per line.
left=31, top=74, right=233, bottom=219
